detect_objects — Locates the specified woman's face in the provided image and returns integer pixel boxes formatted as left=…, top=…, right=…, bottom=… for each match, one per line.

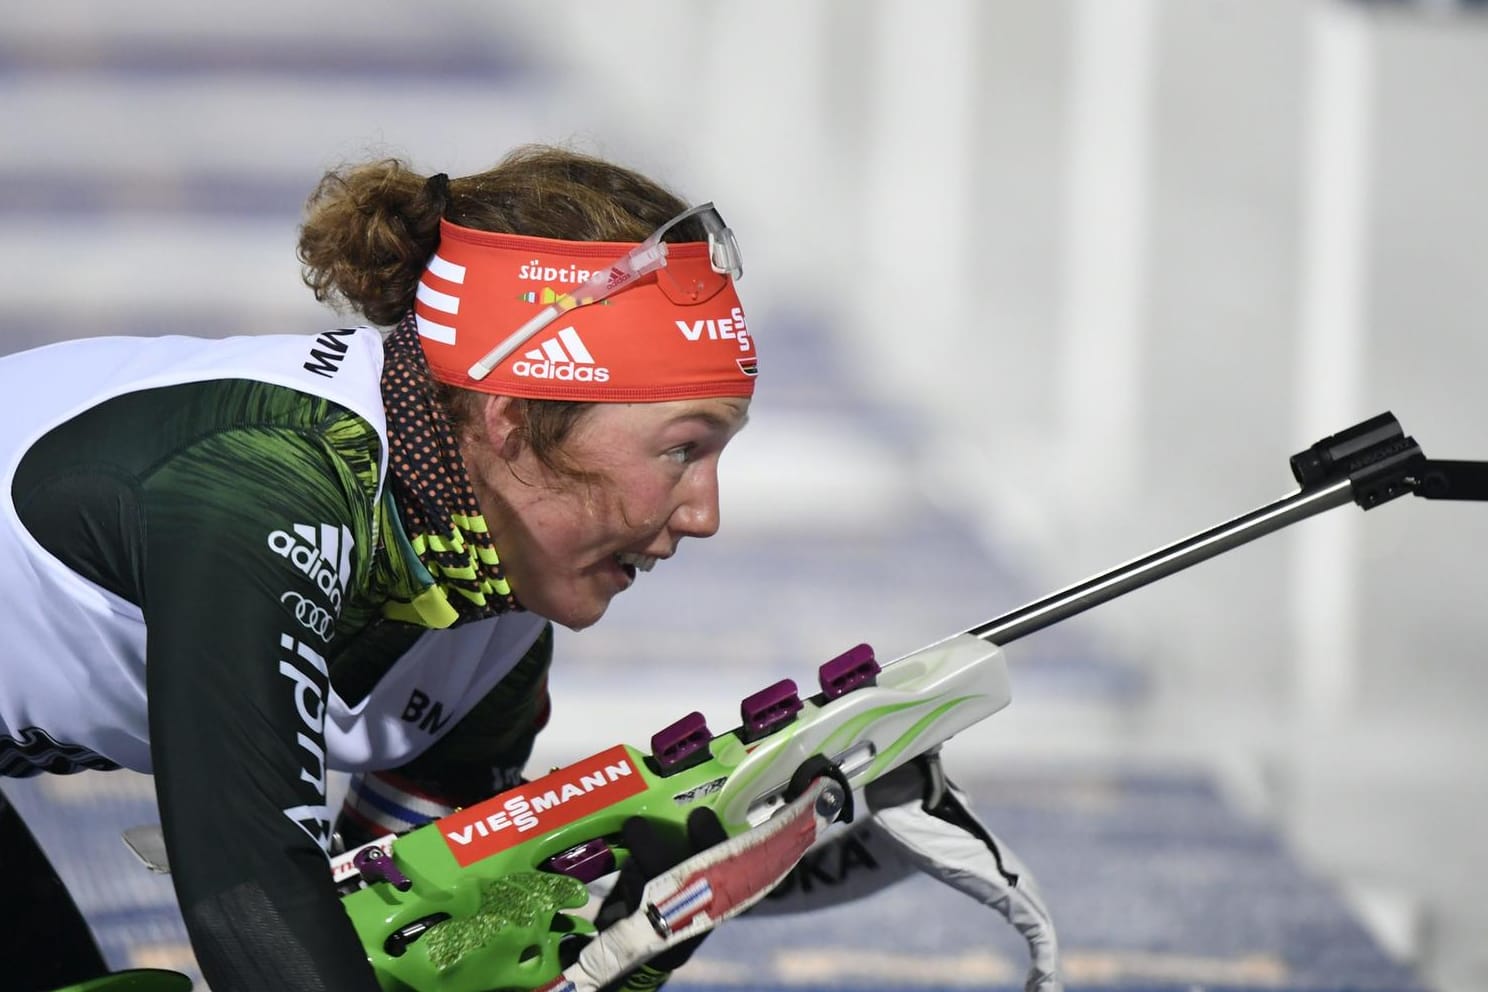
left=470, top=396, right=751, bottom=630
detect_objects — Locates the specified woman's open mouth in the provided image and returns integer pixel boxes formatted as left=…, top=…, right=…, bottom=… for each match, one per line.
left=614, top=551, right=658, bottom=579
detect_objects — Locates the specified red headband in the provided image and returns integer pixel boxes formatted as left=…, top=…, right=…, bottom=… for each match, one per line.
left=413, top=219, right=757, bottom=401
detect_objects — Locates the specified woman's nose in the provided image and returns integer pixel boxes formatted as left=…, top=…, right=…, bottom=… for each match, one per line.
left=671, top=465, right=722, bottom=539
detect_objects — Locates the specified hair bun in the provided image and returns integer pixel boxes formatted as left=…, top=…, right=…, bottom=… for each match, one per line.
left=425, top=172, right=451, bottom=212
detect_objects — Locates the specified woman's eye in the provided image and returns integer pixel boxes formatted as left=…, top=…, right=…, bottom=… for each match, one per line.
left=664, top=444, right=695, bottom=464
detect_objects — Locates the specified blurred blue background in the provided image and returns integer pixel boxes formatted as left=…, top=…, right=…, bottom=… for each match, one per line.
left=3, top=2, right=1486, bottom=990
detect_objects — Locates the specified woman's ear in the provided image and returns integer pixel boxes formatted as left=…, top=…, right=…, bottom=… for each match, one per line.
left=479, top=395, right=527, bottom=461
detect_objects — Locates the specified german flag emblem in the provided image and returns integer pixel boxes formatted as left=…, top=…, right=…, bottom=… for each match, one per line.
left=736, top=357, right=759, bottom=377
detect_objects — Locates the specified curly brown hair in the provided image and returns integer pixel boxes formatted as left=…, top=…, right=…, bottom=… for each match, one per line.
left=297, top=145, right=705, bottom=474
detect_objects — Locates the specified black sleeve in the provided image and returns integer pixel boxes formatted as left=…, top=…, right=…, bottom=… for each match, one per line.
left=140, top=426, right=380, bottom=992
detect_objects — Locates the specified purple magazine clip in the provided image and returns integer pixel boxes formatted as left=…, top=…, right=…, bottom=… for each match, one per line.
left=651, top=710, right=712, bottom=775
left=542, top=839, right=618, bottom=883
left=818, top=643, right=880, bottom=700
left=739, top=679, right=803, bottom=743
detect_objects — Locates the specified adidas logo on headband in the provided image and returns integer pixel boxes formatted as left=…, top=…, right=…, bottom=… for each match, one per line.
left=510, top=327, right=611, bottom=383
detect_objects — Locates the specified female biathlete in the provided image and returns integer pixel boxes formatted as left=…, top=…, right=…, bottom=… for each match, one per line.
left=0, top=146, right=1058, bottom=992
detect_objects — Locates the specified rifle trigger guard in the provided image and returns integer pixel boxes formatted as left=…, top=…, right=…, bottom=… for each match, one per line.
left=786, top=755, right=854, bottom=825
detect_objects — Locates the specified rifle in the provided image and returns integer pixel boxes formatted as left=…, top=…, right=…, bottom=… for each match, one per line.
left=94, top=412, right=1488, bottom=992
left=325, top=411, right=1488, bottom=992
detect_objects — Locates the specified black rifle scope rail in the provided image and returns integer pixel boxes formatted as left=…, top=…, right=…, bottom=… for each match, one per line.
left=969, top=411, right=1488, bottom=648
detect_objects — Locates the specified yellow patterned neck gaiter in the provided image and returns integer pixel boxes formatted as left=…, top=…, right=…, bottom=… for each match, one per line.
left=380, top=313, right=521, bottom=625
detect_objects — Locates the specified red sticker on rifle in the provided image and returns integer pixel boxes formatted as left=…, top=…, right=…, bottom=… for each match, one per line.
left=439, top=745, right=647, bottom=867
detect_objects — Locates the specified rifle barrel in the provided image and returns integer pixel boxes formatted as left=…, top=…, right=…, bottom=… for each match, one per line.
left=970, top=478, right=1355, bottom=646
